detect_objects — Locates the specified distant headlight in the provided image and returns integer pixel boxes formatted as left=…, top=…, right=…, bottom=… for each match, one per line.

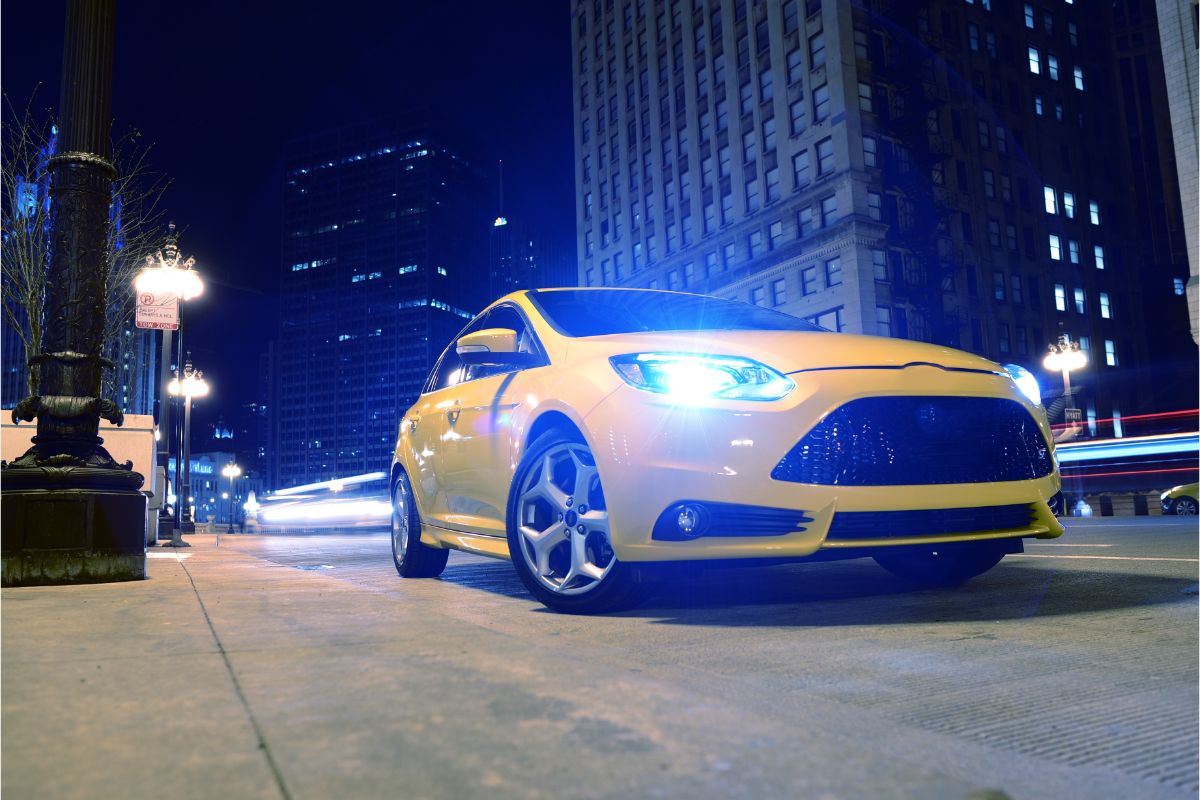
left=1003, top=363, right=1042, bottom=406
left=610, top=353, right=795, bottom=402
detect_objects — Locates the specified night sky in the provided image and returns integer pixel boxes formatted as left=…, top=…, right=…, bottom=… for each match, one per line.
left=2, top=0, right=574, bottom=432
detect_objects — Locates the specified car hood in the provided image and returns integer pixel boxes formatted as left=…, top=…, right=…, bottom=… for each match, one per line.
left=574, top=330, right=1004, bottom=375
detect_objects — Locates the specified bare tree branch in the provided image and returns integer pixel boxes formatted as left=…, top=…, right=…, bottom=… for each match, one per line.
left=2, top=89, right=172, bottom=406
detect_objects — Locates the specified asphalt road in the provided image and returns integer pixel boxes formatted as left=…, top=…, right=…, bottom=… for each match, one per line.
left=214, top=516, right=1199, bottom=799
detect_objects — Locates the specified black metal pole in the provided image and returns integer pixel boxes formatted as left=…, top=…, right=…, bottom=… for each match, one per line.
left=1, top=0, right=147, bottom=585
left=156, top=326, right=173, bottom=536
left=181, top=390, right=194, bottom=532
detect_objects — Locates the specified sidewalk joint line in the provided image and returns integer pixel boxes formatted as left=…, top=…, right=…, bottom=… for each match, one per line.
left=180, top=558, right=294, bottom=800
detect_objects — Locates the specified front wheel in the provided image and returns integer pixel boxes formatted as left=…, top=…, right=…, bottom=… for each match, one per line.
left=1172, top=497, right=1198, bottom=516
left=507, top=429, right=653, bottom=614
left=391, top=470, right=448, bottom=578
left=874, top=540, right=1010, bottom=587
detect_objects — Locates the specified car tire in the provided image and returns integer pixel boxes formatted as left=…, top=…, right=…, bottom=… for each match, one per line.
left=391, top=470, right=449, bottom=578
left=507, top=428, right=653, bottom=614
left=1172, top=497, right=1198, bottom=516
left=874, top=540, right=1009, bottom=587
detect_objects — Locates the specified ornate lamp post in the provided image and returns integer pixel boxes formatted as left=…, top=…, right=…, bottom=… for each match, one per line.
left=1, top=0, right=147, bottom=585
left=135, top=223, right=203, bottom=543
left=167, top=359, right=208, bottom=541
left=1043, top=335, right=1088, bottom=422
left=1045, top=334, right=1088, bottom=515
left=221, top=462, right=242, bottom=533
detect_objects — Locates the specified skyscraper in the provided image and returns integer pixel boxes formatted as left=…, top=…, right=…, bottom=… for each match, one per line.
left=276, top=121, right=488, bottom=489
left=572, top=0, right=1195, bottom=426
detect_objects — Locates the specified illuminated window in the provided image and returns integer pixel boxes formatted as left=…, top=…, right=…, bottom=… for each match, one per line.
left=1049, top=234, right=1062, bottom=260
left=1089, top=200, right=1101, bottom=225
left=1068, top=240, right=1080, bottom=264
left=1074, top=288, right=1085, bottom=314
left=1047, top=54, right=1059, bottom=80
left=1074, top=66, right=1085, bottom=90
left=1175, top=277, right=1186, bottom=295
left=1094, top=244, right=1105, bottom=269
left=1035, top=95, right=1044, bottom=115
left=1054, top=283, right=1067, bottom=311
left=1024, top=3, right=1034, bottom=27
left=1104, top=340, right=1117, bottom=367
left=1063, top=191, right=1075, bottom=218
left=1028, top=46, right=1041, bottom=74
left=1100, top=292, right=1111, bottom=319
left=1044, top=185, right=1058, bottom=214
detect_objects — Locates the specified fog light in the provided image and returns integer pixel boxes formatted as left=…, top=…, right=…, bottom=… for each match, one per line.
left=1048, top=491, right=1065, bottom=516
left=675, top=504, right=707, bottom=538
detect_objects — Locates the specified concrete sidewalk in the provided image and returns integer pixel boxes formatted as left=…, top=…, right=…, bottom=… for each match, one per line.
left=3, top=534, right=1190, bottom=800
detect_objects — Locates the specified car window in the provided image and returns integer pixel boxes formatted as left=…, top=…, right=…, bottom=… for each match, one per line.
left=465, top=305, right=542, bottom=381
left=529, top=289, right=823, bottom=337
left=429, top=313, right=489, bottom=391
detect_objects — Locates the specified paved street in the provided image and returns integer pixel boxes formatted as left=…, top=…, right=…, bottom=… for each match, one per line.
left=3, top=517, right=1196, bottom=799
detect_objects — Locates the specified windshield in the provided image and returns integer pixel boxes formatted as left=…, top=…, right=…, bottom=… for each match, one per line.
left=528, top=289, right=824, bottom=337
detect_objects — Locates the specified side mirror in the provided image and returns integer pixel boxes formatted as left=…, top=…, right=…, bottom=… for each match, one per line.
left=456, top=328, right=535, bottom=366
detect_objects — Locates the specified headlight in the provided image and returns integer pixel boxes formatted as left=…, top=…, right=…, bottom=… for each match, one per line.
left=1003, top=363, right=1041, bottom=405
left=609, top=353, right=795, bottom=401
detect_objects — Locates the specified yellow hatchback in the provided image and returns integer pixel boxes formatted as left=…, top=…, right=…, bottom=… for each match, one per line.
left=390, top=289, right=1063, bottom=613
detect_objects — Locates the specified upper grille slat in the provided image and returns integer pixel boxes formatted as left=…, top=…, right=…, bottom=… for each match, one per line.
left=771, top=396, right=1053, bottom=486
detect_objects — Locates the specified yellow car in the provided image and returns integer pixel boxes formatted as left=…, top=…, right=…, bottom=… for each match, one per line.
left=1161, top=482, right=1199, bottom=515
left=390, top=288, right=1063, bottom=613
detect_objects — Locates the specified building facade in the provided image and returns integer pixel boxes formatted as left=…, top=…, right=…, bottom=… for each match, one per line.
left=572, top=0, right=1195, bottom=429
left=276, top=121, right=489, bottom=489
left=1154, top=0, right=1199, bottom=344
left=489, top=215, right=577, bottom=300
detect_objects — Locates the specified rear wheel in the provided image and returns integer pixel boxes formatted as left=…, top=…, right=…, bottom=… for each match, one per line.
left=874, top=540, right=1010, bottom=587
left=1172, top=497, right=1198, bottom=516
left=507, top=429, right=652, bottom=614
left=391, top=470, right=448, bottom=578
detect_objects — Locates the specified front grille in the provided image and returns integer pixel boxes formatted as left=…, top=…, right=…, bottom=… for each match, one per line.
left=826, top=504, right=1036, bottom=541
left=771, top=396, right=1053, bottom=486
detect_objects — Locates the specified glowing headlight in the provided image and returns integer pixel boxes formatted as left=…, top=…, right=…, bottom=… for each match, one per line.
left=609, top=353, right=795, bottom=401
left=1003, top=363, right=1042, bottom=406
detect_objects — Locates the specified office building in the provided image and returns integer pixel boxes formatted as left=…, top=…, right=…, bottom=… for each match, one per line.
left=1154, top=0, right=1198, bottom=343
left=572, top=0, right=1196, bottom=427
left=276, top=121, right=489, bottom=489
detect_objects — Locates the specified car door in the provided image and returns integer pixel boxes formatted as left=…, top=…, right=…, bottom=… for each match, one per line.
left=437, top=304, right=547, bottom=537
left=405, top=314, right=489, bottom=528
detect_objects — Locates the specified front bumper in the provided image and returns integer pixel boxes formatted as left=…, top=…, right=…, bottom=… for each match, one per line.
left=583, top=366, right=1063, bottom=562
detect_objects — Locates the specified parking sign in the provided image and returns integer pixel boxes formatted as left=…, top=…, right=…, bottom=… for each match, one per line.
left=135, top=292, right=180, bottom=330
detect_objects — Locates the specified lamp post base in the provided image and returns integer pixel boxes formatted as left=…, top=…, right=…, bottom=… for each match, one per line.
left=1, top=487, right=147, bottom=586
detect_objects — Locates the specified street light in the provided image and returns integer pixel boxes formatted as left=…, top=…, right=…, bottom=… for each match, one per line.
left=1043, top=335, right=1088, bottom=419
left=168, top=358, right=209, bottom=542
left=136, top=223, right=202, bottom=544
left=222, top=462, right=242, bottom=533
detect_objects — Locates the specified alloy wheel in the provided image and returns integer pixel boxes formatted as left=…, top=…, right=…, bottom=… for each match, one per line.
left=514, top=442, right=614, bottom=595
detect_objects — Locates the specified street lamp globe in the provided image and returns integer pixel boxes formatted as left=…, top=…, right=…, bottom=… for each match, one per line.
left=222, top=463, right=242, bottom=533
